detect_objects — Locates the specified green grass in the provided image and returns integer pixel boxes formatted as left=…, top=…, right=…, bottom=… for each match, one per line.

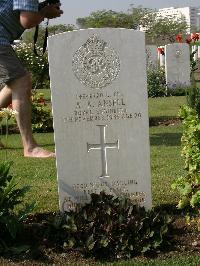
left=150, top=124, right=185, bottom=206
left=148, top=96, right=186, bottom=118
left=101, top=253, right=200, bottom=266
left=0, top=133, right=58, bottom=212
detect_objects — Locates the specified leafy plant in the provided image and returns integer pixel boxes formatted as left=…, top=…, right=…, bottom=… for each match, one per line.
left=147, top=67, right=166, bottom=98
left=0, top=161, right=35, bottom=254
left=172, top=33, right=200, bottom=229
left=167, top=87, right=187, bottom=97
left=0, top=107, right=18, bottom=159
left=172, top=106, right=200, bottom=228
left=31, top=93, right=53, bottom=133
left=186, top=85, right=200, bottom=117
left=44, top=192, right=172, bottom=260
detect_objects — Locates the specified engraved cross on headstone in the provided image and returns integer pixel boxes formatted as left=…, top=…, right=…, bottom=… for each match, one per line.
left=87, top=125, right=119, bottom=179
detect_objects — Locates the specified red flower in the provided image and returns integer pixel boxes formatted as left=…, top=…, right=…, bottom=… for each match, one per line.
left=38, top=96, right=46, bottom=105
left=186, top=37, right=192, bottom=44
left=191, top=32, right=199, bottom=41
left=176, top=34, right=183, bottom=43
left=157, top=47, right=165, bottom=55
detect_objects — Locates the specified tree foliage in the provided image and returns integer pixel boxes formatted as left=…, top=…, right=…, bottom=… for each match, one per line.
left=77, top=10, right=134, bottom=29
left=76, top=7, right=152, bottom=30
left=76, top=6, right=188, bottom=45
left=22, top=24, right=76, bottom=47
left=146, top=15, right=188, bottom=45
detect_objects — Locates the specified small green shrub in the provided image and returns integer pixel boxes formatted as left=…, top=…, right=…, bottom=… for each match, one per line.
left=167, top=87, right=187, bottom=96
left=31, top=93, right=53, bottom=133
left=147, top=68, right=166, bottom=98
left=44, top=192, right=172, bottom=260
left=172, top=106, right=200, bottom=229
left=0, top=161, right=35, bottom=253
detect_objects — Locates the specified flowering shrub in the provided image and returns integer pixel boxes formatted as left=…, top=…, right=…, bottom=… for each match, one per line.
left=13, top=42, right=49, bottom=89
left=0, top=107, right=18, bottom=121
left=147, top=67, right=166, bottom=98
left=191, top=32, right=199, bottom=42
left=175, top=32, right=200, bottom=44
left=0, top=107, right=18, bottom=149
left=175, top=34, right=183, bottom=43
left=157, top=47, right=165, bottom=56
left=31, top=93, right=53, bottom=133
left=0, top=94, right=53, bottom=134
left=175, top=33, right=200, bottom=72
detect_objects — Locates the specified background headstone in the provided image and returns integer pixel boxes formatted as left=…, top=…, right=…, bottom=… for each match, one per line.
left=158, top=46, right=165, bottom=68
left=146, top=45, right=158, bottom=69
left=198, top=46, right=200, bottom=59
left=165, top=43, right=190, bottom=89
left=48, top=28, right=152, bottom=211
left=192, top=45, right=198, bottom=61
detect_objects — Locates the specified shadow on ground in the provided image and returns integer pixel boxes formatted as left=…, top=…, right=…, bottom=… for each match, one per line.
left=150, top=132, right=182, bottom=146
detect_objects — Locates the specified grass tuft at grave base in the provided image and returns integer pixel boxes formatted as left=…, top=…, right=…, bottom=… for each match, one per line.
left=0, top=95, right=199, bottom=265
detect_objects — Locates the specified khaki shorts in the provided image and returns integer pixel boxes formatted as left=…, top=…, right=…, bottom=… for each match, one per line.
left=0, top=45, right=27, bottom=86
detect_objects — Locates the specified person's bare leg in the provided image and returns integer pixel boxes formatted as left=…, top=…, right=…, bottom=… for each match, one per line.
left=0, top=85, right=12, bottom=148
left=6, top=74, right=55, bottom=157
left=0, top=85, right=12, bottom=107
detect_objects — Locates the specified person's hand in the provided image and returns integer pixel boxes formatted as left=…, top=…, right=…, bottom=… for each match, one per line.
left=40, top=4, right=63, bottom=19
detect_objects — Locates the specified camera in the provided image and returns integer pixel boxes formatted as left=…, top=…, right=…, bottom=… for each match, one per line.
left=34, top=0, right=61, bottom=56
left=39, top=0, right=60, bottom=10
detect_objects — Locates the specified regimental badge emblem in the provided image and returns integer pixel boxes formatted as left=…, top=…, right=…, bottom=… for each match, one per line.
left=72, top=35, right=120, bottom=89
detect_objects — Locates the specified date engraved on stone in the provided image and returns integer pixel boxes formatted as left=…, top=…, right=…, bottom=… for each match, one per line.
left=72, top=35, right=120, bottom=89
left=87, top=125, right=119, bottom=179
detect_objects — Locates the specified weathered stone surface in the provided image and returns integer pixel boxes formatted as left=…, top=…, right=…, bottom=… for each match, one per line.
left=146, top=45, right=158, bottom=69
left=48, top=28, right=152, bottom=211
left=165, top=43, right=190, bottom=88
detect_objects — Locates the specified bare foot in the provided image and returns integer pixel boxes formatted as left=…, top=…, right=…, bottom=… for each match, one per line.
left=24, top=147, right=55, bottom=158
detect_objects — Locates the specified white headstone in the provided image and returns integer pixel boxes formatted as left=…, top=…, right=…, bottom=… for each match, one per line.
left=146, top=45, right=158, bottom=69
left=198, top=46, right=200, bottom=58
left=158, top=46, right=165, bottom=67
left=192, top=45, right=198, bottom=61
left=165, top=43, right=191, bottom=88
left=48, top=28, right=152, bottom=211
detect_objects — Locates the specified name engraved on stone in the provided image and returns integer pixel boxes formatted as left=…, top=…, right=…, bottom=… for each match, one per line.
left=63, top=91, right=142, bottom=123
left=87, top=125, right=119, bottom=178
left=72, top=35, right=120, bottom=89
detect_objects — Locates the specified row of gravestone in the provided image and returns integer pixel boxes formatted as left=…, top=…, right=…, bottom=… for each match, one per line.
left=146, top=44, right=191, bottom=89
left=48, top=28, right=188, bottom=212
